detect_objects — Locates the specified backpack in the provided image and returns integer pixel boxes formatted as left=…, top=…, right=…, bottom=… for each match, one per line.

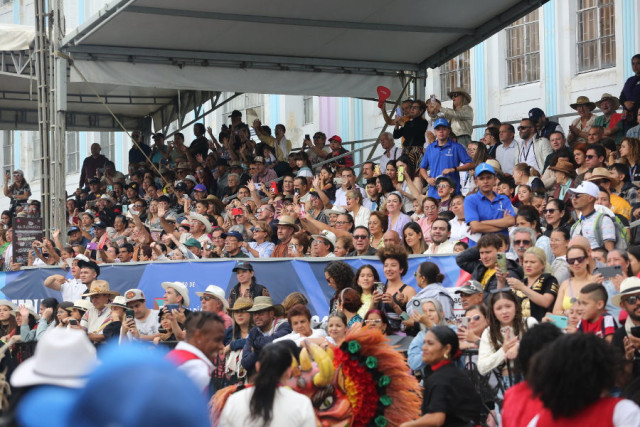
left=571, top=212, right=629, bottom=250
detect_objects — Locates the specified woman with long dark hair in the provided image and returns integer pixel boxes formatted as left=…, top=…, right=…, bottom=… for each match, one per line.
left=543, top=199, right=573, bottom=237
left=325, top=261, right=356, bottom=313
left=400, top=326, right=483, bottom=427
left=223, top=297, right=254, bottom=386
left=377, top=246, right=416, bottom=333
left=402, top=222, right=428, bottom=254
left=219, top=341, right=316, bottom=426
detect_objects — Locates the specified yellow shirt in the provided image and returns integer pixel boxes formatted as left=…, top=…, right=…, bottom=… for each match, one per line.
left=481, top=268, right=496, bottom=289
left=610, top=194, right=632, bottom=220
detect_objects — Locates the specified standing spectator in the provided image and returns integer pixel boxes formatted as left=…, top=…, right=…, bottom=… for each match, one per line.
left=302, top=132, right=330, bottom=165
left=166, top=311, right=225, bottom=395
left=189, top=123, right=209, bottom=159
left=393, top=100, right=429, bottom=166
left=271, top=215, right=298, bottom=258
left=4, top=169, right=31, bottom=214
left=325, top=135, right=353, bottom=168
left=79, top=143, right=109, bottom=188
left=516, top=118, right=552, bottom=174
left=81, top=280, right=118, bottom=344
left=620, top=54, right=640, bottom=133
left=419, top=118, right=473, bottom=198
left=197, top=285, right=232, bottom=329
left=568, top=96, right=597, bottom=145
left=437, top=87, right=474, bottom=147
left=123, top=288, right=160, bottom=340
left=128, top=131, right=151, bottom=167
left=378, top=132, right=402, bottom=173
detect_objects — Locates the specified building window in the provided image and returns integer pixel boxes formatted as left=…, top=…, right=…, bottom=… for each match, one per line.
left=506, top=10, right=540, bottom=86
left=303, top=96, right=313, bottom=125
left=100, top=133, right=116, bottom=164
left=439, top=51, right=470, bottom=100
left=31, top=131, right=41, bottom=180
left=66, top=132, right=79, bottom=173
left=2, top=131, right=13, bottom=174
left=577, top=0, right=615, bottom=73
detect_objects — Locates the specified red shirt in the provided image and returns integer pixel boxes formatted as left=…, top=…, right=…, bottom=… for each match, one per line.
left=534, top=396, right=620, bottom=427
left=502, top=381, right=544, bottom=427
left=577, top=314, right=616, bottom=338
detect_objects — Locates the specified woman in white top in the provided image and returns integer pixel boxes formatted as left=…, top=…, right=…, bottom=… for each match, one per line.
left=219, top=341, right=316, bottom=427
left=345, top=189, right=371, bottom=228
left=478, top=290, right=537, bottom=387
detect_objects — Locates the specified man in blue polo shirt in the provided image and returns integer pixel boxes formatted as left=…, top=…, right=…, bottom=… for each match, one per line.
left=419, top=118, right=473, bottom=198
left=464, top=163, right=516, bottom=240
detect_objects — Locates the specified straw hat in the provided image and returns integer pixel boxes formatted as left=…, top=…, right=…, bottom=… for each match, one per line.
left=276, top=215, right=299, bottom=231
left=246, top=296, right=284, bottom=316
left=82, top=280, right=119, bottom=297
left=612, top=277, right=640, bottom=307
left=11, top=328, right=97, bottom=389
left=447, top=87, right=472, bottom=104
left=195, top=285, right=229, bottom=310
left=587, top=167, right=617, bottom=185
left=190, top=213, right=212, bottom=234
left=549, top=159, right=577, bottom=178
left=570, top=96, right=596, bottom=111
left=595, top=93, right=620, bottom=111
left=228, top=297, right=253, bottom=312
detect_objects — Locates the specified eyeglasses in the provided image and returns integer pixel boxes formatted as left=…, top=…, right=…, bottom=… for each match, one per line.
left=543, top=209, right=558, bottom=214
left=567, top=256, right=586, bottom=265
left=436, top=184, right=450, bottom=189
left=414, top=271, right=421, bottom=277
left=335, top=221, right=350, bottom=225
left=514, top=240, right=531, bottom=246
left=364, top=319, right=382, bottom=324
left=623, top=295, right=640, bottom=305
left=517, top=126, right=532, bottom=130
left=353, top=235, right=368, bottom=240
left=423, top=206, right=438, bottom=211
left=134, top=204, right=145, bottom=208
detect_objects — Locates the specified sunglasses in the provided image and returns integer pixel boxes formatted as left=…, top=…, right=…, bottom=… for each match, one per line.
left=517, top=126, right=532, bottom=130
left=514, top=240, right=531, bottom=246
left=567, top=256, right=586, bottom=265
left=450, top=93, right=460, bottom=98
left=585, top=154, right=596, bottom=159
left=353, top=235, right=368, bottom=240
left=364, top=319, right=382, bottom=324
left=200, top=295, right=216, bottom=302
left=543, top=209, right=558, bottom=214
left=462, top=315, right=482, bottom=323
left=623, top=295, right=640, bottom=305
left=251, top=228, right=264, bottom=233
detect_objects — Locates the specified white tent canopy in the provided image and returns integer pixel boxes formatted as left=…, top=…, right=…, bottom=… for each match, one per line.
left=61, top=0, right=549, bottom=99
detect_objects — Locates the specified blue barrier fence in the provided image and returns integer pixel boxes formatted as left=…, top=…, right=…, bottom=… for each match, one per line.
left=0, top=255, right=463, bottom=318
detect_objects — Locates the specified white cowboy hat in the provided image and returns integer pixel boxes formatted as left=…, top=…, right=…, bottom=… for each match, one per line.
left=195, top=285, right=229, bottom=310
left=11, top=328, right=97, bottom=389
left=161, top=281, right=190, bottom=307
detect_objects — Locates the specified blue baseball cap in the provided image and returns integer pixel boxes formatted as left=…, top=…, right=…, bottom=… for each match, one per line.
left=475, top=163, right=496, bottom=177
left=222, top=231, right=244, bottom=242
left=433, top=118, right=450, bottom=129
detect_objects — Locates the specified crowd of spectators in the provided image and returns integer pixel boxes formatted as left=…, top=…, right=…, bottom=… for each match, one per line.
left=0, top=55, right=640, bottom=426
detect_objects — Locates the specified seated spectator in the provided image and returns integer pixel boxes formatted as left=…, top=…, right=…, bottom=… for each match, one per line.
left=325, top=135, right=353, bottom=168
left=406, top=298, right=450, bottom=371
left=478, top=290, right=538, bottom=385
left=576, top=283, right=616, bottom=342
left=457, top=233, right=523, bottom=300
left=457, top=304, right=489, bottom=351
left=568, top=96, right=597, bottom=144
left=406, top=261, right=454, bottom=321
left=197, top=285, right=232, bottom=329
left=222, top=231, right=249, bottom=258
left=347, top=226, right=377, bottom=256
left=325, top=260, right=356, bottom=312
left=336, top=288, right=363, bottom=328
left=122, top=288, right=159, bottom=341
left=386, top=192, right=411, bottom=240
left=325, top=311, right=348, bottom=347
left=310, top=230, right=336, bottom=258
left=103, top=296, right=128, bottom=341
left=223, top=297, right=254, bottom=386
left=363, top=309, right=392, bottom=335
left=242, top=297, right=292, bottom=374
left=244, top=221, right=275, bottom=258
left=377, top=246, right=416, bottom=332
left=275, top=304, right=326, bottom=345
left=286, top=231, right=311, bottom=257
left=424, top=218, right=455, bottom=254
left=402, top=222, right=428, bottom=254
left=81, top=280, right=119, bottom=344
left=333, top=235, right=354, bottom=257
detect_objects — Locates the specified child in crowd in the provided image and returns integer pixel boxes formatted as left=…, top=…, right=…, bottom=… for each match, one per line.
left=576, top=283, right=617, bottom=342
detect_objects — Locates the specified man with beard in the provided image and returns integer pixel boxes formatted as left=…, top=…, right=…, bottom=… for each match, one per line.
left=424, top=218, right=455, bottom=254
left=612, top=277, right=640, bottom=378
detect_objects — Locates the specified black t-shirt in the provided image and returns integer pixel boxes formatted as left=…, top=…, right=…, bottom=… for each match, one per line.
left=515, top=273, right=558, bottom=322
left=190, top=137, right=209, bottom=158
left=422, top=363, right=484, bottom=426
left=612, top=326, right=640, bottom=378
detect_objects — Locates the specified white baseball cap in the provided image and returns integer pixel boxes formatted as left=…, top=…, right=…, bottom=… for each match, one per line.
left=568, top=181, right=599, bottom=199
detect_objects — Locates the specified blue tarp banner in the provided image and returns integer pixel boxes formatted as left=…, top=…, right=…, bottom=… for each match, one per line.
left=0, top=255, right=463, bottom=318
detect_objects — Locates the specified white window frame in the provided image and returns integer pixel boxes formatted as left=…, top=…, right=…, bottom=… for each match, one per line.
left=2, top=131, right=13, bottom=174
left=439, top=51, right=470, bottom=100
left=505, top=10, right=540, bottom=86
left=303, top=96, right=314, bottom=125
left=66, top=132, right=80, bottom=173
left=576, top=0, right=616, bottom=73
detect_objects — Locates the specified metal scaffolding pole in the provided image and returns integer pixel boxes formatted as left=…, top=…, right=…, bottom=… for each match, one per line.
left=34, top=0, right=52, bottom=233
left=51, top=0, right=67, bottom=235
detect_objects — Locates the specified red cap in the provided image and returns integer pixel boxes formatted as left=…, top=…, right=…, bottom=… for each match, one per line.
left=329, top=135, right=342, bottom=144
